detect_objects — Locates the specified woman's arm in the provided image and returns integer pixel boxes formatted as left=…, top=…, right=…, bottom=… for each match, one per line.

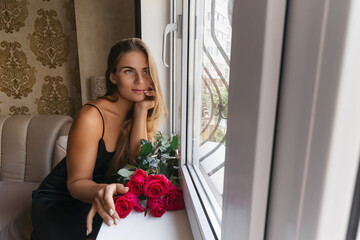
left=66, top=106, right=128, bottom=233
left=66, top=106, right=104, bottom=203
left=129, top=106, right=148, bottom=160
left=130, top=90, right=156, bottom=160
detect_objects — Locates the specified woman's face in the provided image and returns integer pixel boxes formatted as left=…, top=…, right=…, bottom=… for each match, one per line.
left=110, top=50, right=153, bottom=102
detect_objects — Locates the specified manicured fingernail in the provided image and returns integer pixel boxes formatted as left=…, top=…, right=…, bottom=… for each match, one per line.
left=109, top=209, right=114, bottom=216
left=108, top=219, right=114, bottom=226
left=86, top=229, right=89, bottom=236
left=125, top=187, right=129, bottom=191
left=115, top=218, right=120, bottom=225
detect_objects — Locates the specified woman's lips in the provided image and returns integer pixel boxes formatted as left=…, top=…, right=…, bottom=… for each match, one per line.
left=132, top=89, right=144, bottom=94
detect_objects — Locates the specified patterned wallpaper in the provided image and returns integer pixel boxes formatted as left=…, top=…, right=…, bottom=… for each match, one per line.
left=0, top=0, right=81, bottom=117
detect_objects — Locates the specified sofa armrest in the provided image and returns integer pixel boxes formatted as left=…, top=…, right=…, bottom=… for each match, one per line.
left=52, top=136, right=68, bottom=168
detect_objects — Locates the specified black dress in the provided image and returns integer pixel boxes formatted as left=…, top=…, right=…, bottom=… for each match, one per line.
left=31, top=104, right=115, bottom=240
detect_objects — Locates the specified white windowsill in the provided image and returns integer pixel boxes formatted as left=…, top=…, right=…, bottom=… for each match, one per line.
left=96, top=209, right=193, bottom=240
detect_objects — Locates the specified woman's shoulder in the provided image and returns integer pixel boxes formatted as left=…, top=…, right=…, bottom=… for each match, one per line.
left=73, top=103, right=104, bottom=129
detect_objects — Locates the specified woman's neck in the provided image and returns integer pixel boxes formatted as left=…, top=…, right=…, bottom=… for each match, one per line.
left=111, top=93, right=134, bottom=119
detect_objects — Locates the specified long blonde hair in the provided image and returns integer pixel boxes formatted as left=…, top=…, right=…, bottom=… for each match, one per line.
left=103, top=38, right=167, bottom=176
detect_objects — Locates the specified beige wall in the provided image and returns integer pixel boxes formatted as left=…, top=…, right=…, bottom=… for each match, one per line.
left=0, top=0, right=82, bottom=117
left=0, top=0, right=136, bottom=116
left=74, top=0, right=135, bottom=104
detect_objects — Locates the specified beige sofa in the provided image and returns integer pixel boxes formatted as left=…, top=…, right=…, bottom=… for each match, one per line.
left=0, top=115, right=72, bottom=240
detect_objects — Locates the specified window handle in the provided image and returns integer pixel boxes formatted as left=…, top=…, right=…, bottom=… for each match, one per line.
left=162, top=23, right=177, bottom=68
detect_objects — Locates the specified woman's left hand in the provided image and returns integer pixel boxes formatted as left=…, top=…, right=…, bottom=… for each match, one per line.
left=86, top=184, right=128, bottom=236
left=134, top=89, right=156, bottom=113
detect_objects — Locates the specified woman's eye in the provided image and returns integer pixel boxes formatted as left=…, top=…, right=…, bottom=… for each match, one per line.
left=124, top=70, right=133, bottom=74
left=143, top=70, right=149, bottom=75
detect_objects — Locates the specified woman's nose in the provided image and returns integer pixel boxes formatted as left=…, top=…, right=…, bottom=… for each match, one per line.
left=134, top=72, right=144, bottom=84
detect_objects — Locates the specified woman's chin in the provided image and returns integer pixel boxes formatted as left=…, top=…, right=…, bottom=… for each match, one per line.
left=132, top=96, right=146, bottom=102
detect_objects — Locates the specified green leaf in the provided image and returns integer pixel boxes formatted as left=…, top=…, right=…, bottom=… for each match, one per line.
left=160, top=165, right=172, bottom=178
left=139, top=142, right=154, bottom=156
left=141, top=139, right=151, bottom=145
left=126, top=164, right=137, bottom=169
left=170, top=135, right=179, bottom=150
left=117, top=168, right=134, bottom=178
left=160, top=134, right=170, bottom=144
left=154, top=131, right=162, bottom=141
left=159, top=143, right=170, bottom=152
left=144, top=199, right=148, bottom=217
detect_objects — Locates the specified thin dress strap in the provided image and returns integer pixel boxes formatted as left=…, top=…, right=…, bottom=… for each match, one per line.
left=84, top=103, right=105, bottom=138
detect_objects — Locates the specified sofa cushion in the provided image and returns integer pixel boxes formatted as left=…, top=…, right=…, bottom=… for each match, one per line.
left=0, top=116, right=32, bottom=182
left=0, top=115, right=72, bottom=182
left=0, top=181, right=39, bottom=240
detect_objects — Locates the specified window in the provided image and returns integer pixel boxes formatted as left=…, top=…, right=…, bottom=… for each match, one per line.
left=170, top=0, right=285, bottom=239
left=189, top=0, right=233, bottom=229
left=169, top=1, right=234, bottom=238
left=165, top=0, right=360, bottom=239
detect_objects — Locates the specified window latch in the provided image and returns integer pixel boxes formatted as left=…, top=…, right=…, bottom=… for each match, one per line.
left=162, top=15, right=182, bottom=68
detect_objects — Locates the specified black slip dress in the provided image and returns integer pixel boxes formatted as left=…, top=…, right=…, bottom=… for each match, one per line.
left=31, top=104, right=115, bottom=240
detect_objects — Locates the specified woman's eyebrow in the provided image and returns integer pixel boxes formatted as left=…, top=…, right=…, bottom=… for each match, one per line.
left=121, top=66, right=135, bottom=70
left=120, top=66, right=149, bottom=70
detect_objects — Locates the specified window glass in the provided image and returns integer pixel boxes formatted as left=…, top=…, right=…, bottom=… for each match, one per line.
left=191, top=0, right=233, bottom=208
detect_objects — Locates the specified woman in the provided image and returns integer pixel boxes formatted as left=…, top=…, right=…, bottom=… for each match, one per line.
left=31, top=38, right=167, bottom=240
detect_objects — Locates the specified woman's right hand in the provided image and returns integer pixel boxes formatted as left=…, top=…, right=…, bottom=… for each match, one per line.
left=86, top=183, right=129, bottom=236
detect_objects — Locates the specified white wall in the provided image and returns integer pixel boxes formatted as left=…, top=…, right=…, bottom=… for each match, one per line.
left=141, top=0, right=170, bottom=134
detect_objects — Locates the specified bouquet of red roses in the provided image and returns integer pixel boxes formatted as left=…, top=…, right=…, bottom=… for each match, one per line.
left=112, top=132, right=184, bottom=218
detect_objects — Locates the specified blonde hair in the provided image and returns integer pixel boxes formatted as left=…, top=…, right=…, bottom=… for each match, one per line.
left=103, top=38, right=167, bottom=175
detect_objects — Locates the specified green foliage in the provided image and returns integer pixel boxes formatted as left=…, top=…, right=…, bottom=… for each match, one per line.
left=136, top=132, right=179, bottom=182
left=139, top=140, right=154, bottom=156
left=117, top=168, right=134, bottom=178
left=202, top=85, right=228, bottom=118
left=211, top=128, right=226, bottom=143
left=112, top=132, right=180, bottom=185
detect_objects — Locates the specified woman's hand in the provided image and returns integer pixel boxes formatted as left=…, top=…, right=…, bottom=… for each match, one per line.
left=86, top=183, right=129, bottom=236
left=134, top=89, right=156, bottom=113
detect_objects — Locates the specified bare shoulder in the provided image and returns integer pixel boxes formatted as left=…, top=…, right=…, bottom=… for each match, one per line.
left=69, top=104, right=104, bottom=140
left=87, top=98, right=114, bottom=114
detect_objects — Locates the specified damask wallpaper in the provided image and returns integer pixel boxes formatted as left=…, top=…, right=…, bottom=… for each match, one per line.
left=0, top=0, right=81, bottom=116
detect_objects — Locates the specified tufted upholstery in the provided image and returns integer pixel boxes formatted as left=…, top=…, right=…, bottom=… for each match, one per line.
left=0, top=115, right=72, bottom=240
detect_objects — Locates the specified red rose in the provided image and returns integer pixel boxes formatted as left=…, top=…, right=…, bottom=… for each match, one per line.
left=132, top=168, right=148, bottom=179
left=126, top=169, right=148, bottom=196
left=144, top=174, right=171, bottom=198
left=114, top=193, right=134, bottom=218
left=147, top=198, right=165, bottom=217
left=126, top=192, right=146, bottom=212
left=163, top=185, right=184, bottom=211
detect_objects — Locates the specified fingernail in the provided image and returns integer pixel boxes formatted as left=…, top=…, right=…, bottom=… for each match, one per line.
left=115, top=218, right=120, bottom=225
left=86, top=229, right=89, bottom=236
left=108, top=219, right=114, bottom=226
left=125, top=187, right=129, bottom=191
left=109, top=209, right=114, bottom=216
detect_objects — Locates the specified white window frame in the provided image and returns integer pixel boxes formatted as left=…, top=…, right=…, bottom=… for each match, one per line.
left=266, top=0, right=360, bottom=239
left=170, top=0, right=360, bottom=239
left=177, top=0, right=287, bottom=239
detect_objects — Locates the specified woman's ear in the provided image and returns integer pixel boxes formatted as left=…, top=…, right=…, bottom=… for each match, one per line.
left=110, top=73, right=117, bottom=85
